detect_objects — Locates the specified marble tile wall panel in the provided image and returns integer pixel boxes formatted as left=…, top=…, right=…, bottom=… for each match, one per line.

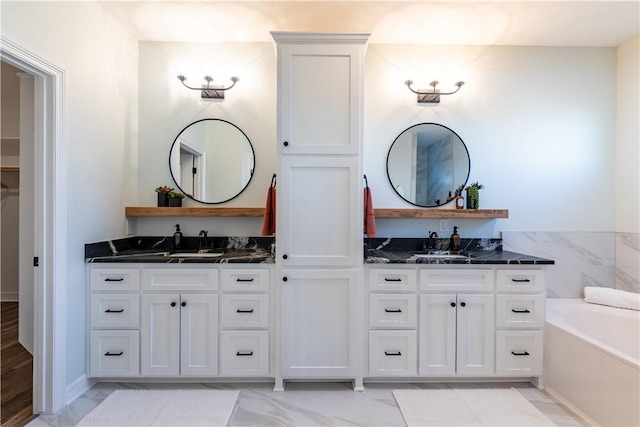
left=503, top=231, right=616, bottom=298
left=615, top=233, right=640, bottom=293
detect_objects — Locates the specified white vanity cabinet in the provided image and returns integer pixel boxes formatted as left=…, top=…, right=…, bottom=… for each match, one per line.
left=219, top=267, right=271, bottom=377
left=273, top=32, right=369, bottom=389
left=87, top=263, right=273, bottom=380
left=494, top=269, right=545, bottom=378
left=89, top=266, right=140, bottom=377
left=365, top=264, right=546, bottom=384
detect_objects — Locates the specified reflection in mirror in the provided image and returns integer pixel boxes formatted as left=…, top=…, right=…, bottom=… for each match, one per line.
left=169, top=119, right=255, bottom=204
left=386, top=123, right=470, bottom=208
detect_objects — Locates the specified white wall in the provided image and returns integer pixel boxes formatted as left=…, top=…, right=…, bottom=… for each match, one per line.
left=615, top=36, right=639, bottom=234
left=136, top=42, right=619, bottom=239
left=1, top=1, right=139, bottom=386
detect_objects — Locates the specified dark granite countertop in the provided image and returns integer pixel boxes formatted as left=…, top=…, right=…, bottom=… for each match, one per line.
left=85, top=236, right=274, bottom=264
left=364, top=237, right=554, bottom=265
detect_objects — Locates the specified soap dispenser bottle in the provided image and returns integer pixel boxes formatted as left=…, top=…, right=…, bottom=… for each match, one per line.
left=450, top=226, right=460, bottom=251
left=173, top=224, right=183, bottom=250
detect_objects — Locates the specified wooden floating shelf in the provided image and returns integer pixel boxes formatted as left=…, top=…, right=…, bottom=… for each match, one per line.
left=126, top=207, right=508, bottom=219
left=374, top=209, right=508, bottom=219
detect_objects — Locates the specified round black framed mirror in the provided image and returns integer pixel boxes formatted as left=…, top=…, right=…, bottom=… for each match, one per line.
left=169, top=119, right=255, bottom=204
left=386, top=123, right=470, bottom=207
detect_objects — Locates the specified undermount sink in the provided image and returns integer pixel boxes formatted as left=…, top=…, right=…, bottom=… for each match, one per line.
left=167, top=252, right=224, bottom=258
left=412, top=251, right=472, bottom=260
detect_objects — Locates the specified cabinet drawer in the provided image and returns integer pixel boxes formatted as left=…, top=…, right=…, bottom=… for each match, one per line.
left=420, top=269, right=494, bottom=292
left=90, top=330, right=139, bottom=377
left=220, top=331, right=269, bottom=376
left=496, top=295, right=545, bottom=329
left=220, top=268, right=270, bottom=292
left=369, top=294, right=417, bottom=329
left=142, top=268, right=218, bottom=291
left=368, top=268, right=417, bottom=292
left=90, top=294, right=140, bottom=328
left=496, top=270, right=544, bottom=293
left=220, top=294, right=269, bottom=329
left=368, top=331, right=417, bottom=376
left=495, top=330, right=543, bottom=376
left=90, top=268, right=140, bottom=292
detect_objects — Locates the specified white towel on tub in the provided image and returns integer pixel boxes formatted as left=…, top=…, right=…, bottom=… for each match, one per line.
left=584, top=287, right=640, bottom=311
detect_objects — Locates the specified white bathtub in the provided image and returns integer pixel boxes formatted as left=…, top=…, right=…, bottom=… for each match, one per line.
left=546, top=298, right=640, bottom=427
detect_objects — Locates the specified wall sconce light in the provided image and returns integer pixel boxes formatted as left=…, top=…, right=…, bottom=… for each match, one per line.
left=177, top=75, right=239, bottom=99
left=405, top=80, right=464, bottom=103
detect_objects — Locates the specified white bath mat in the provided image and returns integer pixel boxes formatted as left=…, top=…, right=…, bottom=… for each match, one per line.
left=76, top=389, right=239, bottom=426
left=393, top=388, right=556, bottom=426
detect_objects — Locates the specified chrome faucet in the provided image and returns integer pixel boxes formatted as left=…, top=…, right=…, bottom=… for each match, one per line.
left=198, top=230, right=209, bottom=250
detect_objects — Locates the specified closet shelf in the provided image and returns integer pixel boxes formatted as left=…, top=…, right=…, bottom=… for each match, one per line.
left=125, top=207, right=508, bottom=219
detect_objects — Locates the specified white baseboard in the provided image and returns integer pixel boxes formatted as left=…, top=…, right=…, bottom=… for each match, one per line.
left=1, top=292, right=19, bottom=302
left=545, top=385, right=600, bottom=426
left=65, top=375, right=96, bottom=407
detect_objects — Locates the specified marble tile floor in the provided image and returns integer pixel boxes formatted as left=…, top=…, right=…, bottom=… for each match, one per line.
left=28, top=381, right=589, bottom=427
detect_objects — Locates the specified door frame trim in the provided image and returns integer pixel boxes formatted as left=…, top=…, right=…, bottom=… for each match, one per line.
left=1, top=36, right=68, bottom=414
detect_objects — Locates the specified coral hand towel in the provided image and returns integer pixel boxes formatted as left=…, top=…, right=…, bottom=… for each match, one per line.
left=364, top=186, right=377, bottom=237
left=261, top=186, right=276, bottom=235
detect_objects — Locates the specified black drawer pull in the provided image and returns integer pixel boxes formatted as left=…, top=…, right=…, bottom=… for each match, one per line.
left=450, top=302, right=456, bottom=307
left=181, top=301, right=186, bottom=307
left=511, top=351, right=530, bottom=356
left=236, top=309, right=254, bottom=313
left=385, top=308, right=402, bottom=313
left=460, top=302, right=466, bottom=307
left=236, top=278, right=254, bottom=282
left=104, top=309, right=124, bottom=313
left=511, top=278, right=531, bottom=283
left=171, top=302, right=177, bottom=307
left=104, top=278, right=124, bottom=282
left=384, top=278, right=402, bottom=282
left=511, top=308, right=531, bottom=313
left=236, top=351, right=254, bottom=356
left=104, top=351, right=123, bottom=356
left=385, top=351, right=402, bottom=356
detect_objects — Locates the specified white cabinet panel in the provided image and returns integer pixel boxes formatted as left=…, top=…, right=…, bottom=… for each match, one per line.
left=496, top=330, right=543, bottom=376
left=456, top=294, right=495, bottom=376
left=220, top=268, right=270, bottom=292
left=180, top=294, right=218, bottom=376
left=280, top=269, right=358, bottom=377
left=420, top=269, right=494, bottom=292
left=496, top=294, right=545, bottom=329
left=142, top=268, right=218, bottom=291
left=279, top=156, right=360, bottom=267
left=419, top=294, right=457, bottom=376
left=90, top=294, right=139, bottom=329
left=220, top=294, right=269, bottom=329
left=90, top=267, right=140, bottom=292
left=90, top=330, right=139, bottom=377
left=220, top=331, right=269, bottom=376
left=369, top=294, right=417, bottom=329
left=368, top=268, right=417, bottom=292
left=496, top=270, right=544, bottom=293
left=141, top=294, right=181, bottom=376
left=369, top=331, right=417, bottom=376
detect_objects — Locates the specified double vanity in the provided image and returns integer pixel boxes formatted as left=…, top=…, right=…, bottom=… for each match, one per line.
left=85, top=235, right=553, bottom=389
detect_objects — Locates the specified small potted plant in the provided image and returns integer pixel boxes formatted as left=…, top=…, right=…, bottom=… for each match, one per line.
left=168, top=191, right=185, bottom=207
left=465, top=182, right=484, bottom=210
left=155, top=185, right=174, bottom=207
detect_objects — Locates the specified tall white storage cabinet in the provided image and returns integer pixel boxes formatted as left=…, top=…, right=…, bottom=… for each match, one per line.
left=272, top=32, right=369, bottom=391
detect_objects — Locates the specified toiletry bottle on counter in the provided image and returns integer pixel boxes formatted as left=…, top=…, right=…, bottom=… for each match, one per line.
left=450, top=226, right=460, bottom=251
left=173, top=224, right=183, bottom=250
left=455, top=194, right=464, bottom=209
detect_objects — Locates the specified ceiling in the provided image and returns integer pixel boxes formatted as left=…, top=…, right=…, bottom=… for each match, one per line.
left=99, top=0, right=639, bottom=46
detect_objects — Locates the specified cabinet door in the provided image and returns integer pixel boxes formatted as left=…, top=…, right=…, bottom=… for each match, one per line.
left=278, top=156, right=360, bottom=266
left=141, top=294, right=180, bottom=376
left=280, top=268, right=359, bottom=378
left=276, top=42, right=365, bottom=155
left=456, top=294, right=495, bottom=376
left=180, top=294, right=218, bottom=376
left=419, top=294, right=456, bottom=376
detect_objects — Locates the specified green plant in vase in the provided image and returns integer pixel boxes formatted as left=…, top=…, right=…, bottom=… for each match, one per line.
left=168, top=191, right=185, bottom=207
left=155, top=185, right=174, bottom=207
left=465, top=182, right=484, bottom=210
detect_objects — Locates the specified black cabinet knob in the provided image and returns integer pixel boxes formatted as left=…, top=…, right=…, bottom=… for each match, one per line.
left=450, top=302, right=456, bottom=307
left=170, top=302, right=176, bottom=307
left=181, top=301, right=186, bottom=307
left=283, top=141, right=289, bottom=147
left=283, top=277, right=288, bottom=282
left=283, top=254, right=288, bottom=259
left=460, top=302, right=466, bottom=307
